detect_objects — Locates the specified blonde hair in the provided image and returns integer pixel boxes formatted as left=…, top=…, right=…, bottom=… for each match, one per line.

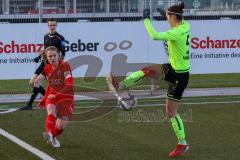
left=45, top=46, right=60, bottom=54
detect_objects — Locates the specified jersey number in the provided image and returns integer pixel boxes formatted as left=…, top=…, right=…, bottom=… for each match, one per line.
left=184, top=35, right=190, bottom=60
left=186, top=34, right=190, bottom=45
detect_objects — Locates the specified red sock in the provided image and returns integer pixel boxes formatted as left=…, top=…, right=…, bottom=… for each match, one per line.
left=51, top=127, right=63, bottom=137
left=45, top=114, right=56, bottom=133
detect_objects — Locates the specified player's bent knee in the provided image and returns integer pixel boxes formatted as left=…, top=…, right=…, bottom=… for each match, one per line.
left=141, top=67, right=156, bottom=77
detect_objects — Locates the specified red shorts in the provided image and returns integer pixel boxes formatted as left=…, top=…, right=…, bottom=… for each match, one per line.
left=45, top=94, right=74, bottom=118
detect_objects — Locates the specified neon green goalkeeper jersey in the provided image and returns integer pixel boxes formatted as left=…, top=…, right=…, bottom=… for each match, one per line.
left=144, top=19, right=190, bottom=73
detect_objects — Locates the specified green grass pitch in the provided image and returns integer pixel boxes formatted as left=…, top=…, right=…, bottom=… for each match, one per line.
left=1, top=96, right=240, bottom=160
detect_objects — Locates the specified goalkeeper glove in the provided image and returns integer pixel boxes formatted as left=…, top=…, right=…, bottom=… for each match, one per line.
left=143, top=9, right=150, bottom=19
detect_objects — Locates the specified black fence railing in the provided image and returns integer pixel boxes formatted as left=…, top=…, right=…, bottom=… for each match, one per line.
left=0, top=0, right=240, bottom=23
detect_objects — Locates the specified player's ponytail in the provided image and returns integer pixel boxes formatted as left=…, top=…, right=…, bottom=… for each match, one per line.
left=179, top=2, right=185, bottom=10
left=167, top=2, right=185, bottom=21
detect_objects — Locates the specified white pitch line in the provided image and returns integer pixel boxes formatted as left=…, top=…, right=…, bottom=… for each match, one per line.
left=138, top=100, right=240, bottom=107
left=0, top=128, right=55, bottom=160
left=0, top=108, right=19, bottom=114
left=142, top=96, right=240, bottom=101
left=72, top=100, right=240, bottom=109
left=1, top=99, right=240, bottom=111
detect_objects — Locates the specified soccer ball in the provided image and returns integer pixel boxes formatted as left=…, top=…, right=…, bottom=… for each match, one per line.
left=117, top=92, right=137, bottom=111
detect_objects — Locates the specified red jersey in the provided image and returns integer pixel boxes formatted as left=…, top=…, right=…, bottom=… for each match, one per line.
left=44, top=60, right=73, bottom=96
left=38, top=60, right=74, bottom=115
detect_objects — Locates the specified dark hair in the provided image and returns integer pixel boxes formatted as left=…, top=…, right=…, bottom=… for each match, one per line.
left=47, top=18, right=57, bottom=23
left=167, top=2, right=185, bottom=21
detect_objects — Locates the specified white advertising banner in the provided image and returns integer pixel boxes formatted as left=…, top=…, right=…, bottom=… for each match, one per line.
left=0, top=20, right=239, bottom=80
left=189, top=20, right=240, bottom=74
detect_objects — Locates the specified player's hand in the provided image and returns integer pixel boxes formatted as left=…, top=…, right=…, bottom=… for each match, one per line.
left=34, top=56, right=41, bottom=63
left=48, top=94, right=55, bottom=99
left=143, top=8, right=150, bottom=19
left=156, top=8, right=166, bottom=18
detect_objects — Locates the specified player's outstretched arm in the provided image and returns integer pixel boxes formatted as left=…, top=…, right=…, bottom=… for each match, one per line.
left=143, top=19, right=164, bottom=40
left=143, top=19, right=177, bottom=41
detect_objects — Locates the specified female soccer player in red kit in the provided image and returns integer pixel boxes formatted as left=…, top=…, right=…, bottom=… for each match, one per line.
left=34, top=46, right=74, bottom=147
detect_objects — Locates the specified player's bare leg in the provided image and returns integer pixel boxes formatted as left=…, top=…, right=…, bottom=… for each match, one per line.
left=106, top=73, right=119, bottom=93
left=106, top=64, right=165, bottom=92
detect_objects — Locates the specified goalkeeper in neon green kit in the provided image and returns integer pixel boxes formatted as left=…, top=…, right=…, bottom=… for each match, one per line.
left=106, top=2, right=190, bottom=158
